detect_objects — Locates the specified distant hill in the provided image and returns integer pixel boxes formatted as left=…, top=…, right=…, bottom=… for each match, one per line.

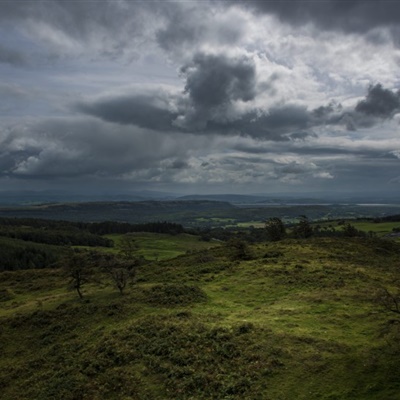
left=177, top=194, right=343, bottom=205
left=177, top=194, right=271, bottom=204
left=0, top=200, right=235, bottom=223
left=0, top=190, right=178, bottom=205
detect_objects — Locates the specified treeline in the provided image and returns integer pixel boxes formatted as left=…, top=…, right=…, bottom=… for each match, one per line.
left=0, top=226, right=113, bottom=247
left=0, top=218, right=185, bottom=248
left=373, top=215, right=400, bottom=223
left=197, top=218, right=375, bottom=244
left=0, top=237, right=64, bottom=271
left=78, top=221, right=185, bottom=235
left=0, top=218, right=185, bottom=236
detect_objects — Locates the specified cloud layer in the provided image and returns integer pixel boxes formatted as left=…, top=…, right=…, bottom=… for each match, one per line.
left=1, top=0, right=400, bottom=195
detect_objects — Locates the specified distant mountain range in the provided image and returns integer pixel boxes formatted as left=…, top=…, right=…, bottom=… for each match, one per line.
left=0, top=190, right=398, bottom=206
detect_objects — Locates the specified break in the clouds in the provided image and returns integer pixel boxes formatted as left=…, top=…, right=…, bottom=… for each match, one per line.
left=1, top=0, right=400, bottom=196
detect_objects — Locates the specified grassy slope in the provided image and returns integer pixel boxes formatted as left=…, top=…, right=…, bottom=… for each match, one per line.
left=1, top=237, right=400, bottom=399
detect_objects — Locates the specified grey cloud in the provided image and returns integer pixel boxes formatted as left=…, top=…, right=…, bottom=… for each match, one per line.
left=286, top=131, right=318, bottom=141
left=75, top=92, right=179, bottom=131
left=156, top=3, right=244, bottom=56
left=276, top=161, right=316, bottom=175
left=76, top=90, right=312, bottom=141
left=238, top=0, right=400, bottom=35
left=308, top=84, right=400, bottom=131
left=355, top=84, right=400, bottom=118
left=0, top=84, right=27, bottom=98
left=0, top=117, right=195, bottom=180
left=176, top=53, right=258, bottom=130
left=169, top=160, right=189, bottom=170
left=206, top=105, right=311, bottom=140
left=77, top=53, right=276, bottom=137
left=0, top=44, right=27, bottom=66
left=76, top=43, right=400, bottom=140
left=0, top=0, right=156, bottom=60
left=312, top=101, right=342, bottom=120
left=156, top=3, right=206, bottom=52
left=182, top=53, right=257, bottom=108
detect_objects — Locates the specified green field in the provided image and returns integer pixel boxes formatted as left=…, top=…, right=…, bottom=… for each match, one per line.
left=1, top=236, right=400, bottom=399
left=348, top=221, right=400, bottom=236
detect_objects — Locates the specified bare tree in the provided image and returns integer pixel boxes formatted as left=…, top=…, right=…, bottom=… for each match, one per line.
left=61, top=250, right=92, bottom=299
left=119, top=234, right=138, bottom=260
left=93, top=253, right=136, bottom=295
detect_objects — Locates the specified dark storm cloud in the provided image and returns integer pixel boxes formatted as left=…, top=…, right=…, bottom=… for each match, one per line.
left=355, top=84, right=400, bottom=118
left=182, top=53, right=257, bottom=109
left=176, top=53, right=258, bottom=130
left=76, top=93, right=179, bottom=132
left=238, top=0, right=400, bottom=34
left=76, top=53, right=268, bottom=137
left=77, top=92, right=312, bottom=140
left=77, top=74, right=400, bottom=140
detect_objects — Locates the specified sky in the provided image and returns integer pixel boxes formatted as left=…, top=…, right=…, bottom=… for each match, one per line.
left=1, top=0, right=400, bottom=197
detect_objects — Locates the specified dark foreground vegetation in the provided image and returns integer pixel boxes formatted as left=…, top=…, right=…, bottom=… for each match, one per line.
left=1, top=213, right=400, bottom=399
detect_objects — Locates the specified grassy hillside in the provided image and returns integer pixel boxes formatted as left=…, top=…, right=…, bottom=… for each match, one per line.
left=1, top=236, right=400, bottom=399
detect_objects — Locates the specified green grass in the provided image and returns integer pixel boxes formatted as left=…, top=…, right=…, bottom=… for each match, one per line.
left=349, top=221, right=400, bottom=236
left=74, top=232, right=221, bottom=260
left=1, top=237, right=400, bottom=399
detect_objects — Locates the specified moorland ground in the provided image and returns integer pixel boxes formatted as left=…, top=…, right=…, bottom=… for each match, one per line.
left=1, top=224, right=400, bottom=399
